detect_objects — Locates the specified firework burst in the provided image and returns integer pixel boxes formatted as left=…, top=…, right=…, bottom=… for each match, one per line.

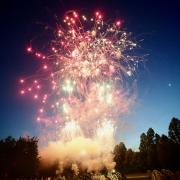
left=19, top=10, right=141, bottom=172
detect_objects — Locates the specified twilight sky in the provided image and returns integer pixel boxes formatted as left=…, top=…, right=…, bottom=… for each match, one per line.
left=0, top=0, right=180, bottom=149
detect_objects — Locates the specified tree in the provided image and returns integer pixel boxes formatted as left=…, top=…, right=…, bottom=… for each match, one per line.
left=139, top=133, right=147, bottom=153
left=146, top=128, right=155, bottom=145
left=0, top=136, right=16, bottom=179
left=130, top=152, right=142, bottom=172
left=154, top=133, right=160, bottom=144
left=113, top=142, right=127, bottom=172
left=15, top=136, right=39, bottom=178
left=153, top=133, right=160, bottom=168
left=0, top=136, right=39, bottom=179
left=146, top=128, right=156, bottom=169
left=139, top=128, right=157, bottom=170
left=157, top=135, right=173, bottom=169
left=139, top=132, right=147, bottom=170
left=124, top=148, right=134, bottom=172
left=168, top=117, right=180, bottom=144
left=124, top=149, right=133, bottom=169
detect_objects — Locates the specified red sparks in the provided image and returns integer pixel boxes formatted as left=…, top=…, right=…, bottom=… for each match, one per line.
left=34, top=94, right=38, bottom=99
left=20, top=90, right=25, bottom=95
left=20, top=11, right=138, bottom=136
left=73, top=11, right=78, bottom=18
left=95, top=11, right=102, bottom=19
left=95, top=11, right=99, bottom=16
left=37, top=117, right=40, bottom=122
left=98, top=15, right=102, bottom=19
left=39, top=108, right=44, bottom=113
left=36, top=53, right=41, bottom=58
left=116, top=20, right=121, bottom=26
left=43, top=64, right=48, bottom=70
left=20, top=79, right=24, bottom=83
left=27, top=47, right=32, bottom=53
left=37, top=85, right=41, bottom=89
left=28, top=88, right=32, bottom=91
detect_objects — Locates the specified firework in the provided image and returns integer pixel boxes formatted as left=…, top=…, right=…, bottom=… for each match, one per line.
left=19, top=10, right=140, bottom=173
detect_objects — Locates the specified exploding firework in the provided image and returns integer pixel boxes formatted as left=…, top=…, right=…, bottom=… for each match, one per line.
left=19, top=10, right=141, bottom=173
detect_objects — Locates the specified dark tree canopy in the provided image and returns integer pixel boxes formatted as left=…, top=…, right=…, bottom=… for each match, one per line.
left=0, top=136, right=39, bottom=179
left=139, top=133, right=147, bottom=153
left=113, top=142, right=127, bottom=172
left=168, top=117, right=180, bottom=144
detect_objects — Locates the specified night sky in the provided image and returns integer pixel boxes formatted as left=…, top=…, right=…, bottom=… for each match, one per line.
left=0, top=0, right=180, bottom=149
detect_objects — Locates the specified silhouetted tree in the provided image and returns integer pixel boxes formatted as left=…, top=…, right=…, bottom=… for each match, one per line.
left=153, top=133, right=160, bottom=168
left=0, top=136, right=16, bottom=179
left=157, top=135, right=173, bottom=169
left=0, top=136, right=39, bottom=179
left=139, top=132, right=147, bottom=170
left=168, top=117, right=180, bottom=144
left=146, top=128, right=157, bottom=169
left=15, top=136, right=39, bottom=178
left=113, top=142, right=127, bottom=172
left=154, top=133, right=160, bottom=144
left=124, top=148, right=133, bottom=172
left=139, top=128, right=158, bottom=170
left=131, top=152, right=142, bottom=172
left=168, top=117, right=180, bottom=169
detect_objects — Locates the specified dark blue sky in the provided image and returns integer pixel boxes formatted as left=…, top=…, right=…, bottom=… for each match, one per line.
left=0, top=0, right=180, bottom=149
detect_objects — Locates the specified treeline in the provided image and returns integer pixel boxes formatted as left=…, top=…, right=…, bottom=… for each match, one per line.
left=113, top=117, right=180, bottom=173
left=0, top=117, right=180, bottom=179
left=0, top=136, right=39, bottom=179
